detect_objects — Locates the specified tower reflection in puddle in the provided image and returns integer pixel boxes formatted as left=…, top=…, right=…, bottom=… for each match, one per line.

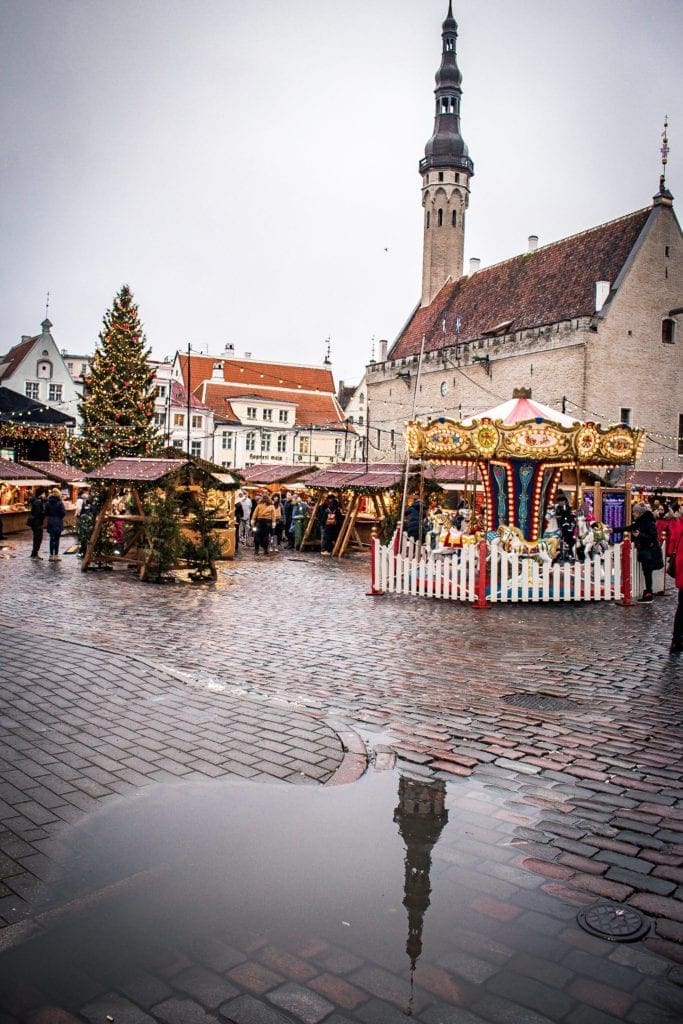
left=394, top=773, right=449, bottom=1012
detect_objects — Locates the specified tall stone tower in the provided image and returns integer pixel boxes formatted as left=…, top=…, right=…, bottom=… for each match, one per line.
left=420, top=2, right=474, bottom=307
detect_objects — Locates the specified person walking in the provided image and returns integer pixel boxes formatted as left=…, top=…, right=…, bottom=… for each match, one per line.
left=624, top=507, right=663, bottom=603
left=251, top=493, right=275, bottom=555
left=404, top=492, right=427, bottom=544
left=28, top=486, right=47, bottom=559
left=291, top=495, right=309, bottom=550
left=271, top=493, right=284, bottom=550
left=45, top=488, right=66, bottom=562
left=318, top=493, right=343, bottom=556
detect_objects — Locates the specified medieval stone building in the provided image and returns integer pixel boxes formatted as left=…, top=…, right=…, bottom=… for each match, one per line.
left=367, top=3, right=683, bottom=480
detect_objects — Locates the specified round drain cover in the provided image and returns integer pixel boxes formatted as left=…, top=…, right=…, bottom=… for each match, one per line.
left=577, top=903, right=650, bottom=942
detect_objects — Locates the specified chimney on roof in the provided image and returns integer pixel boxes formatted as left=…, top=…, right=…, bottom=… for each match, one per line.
left=528, top=235, right=538, bottom=253
left=222, top=343, right=235, bottom=357
left=469, top=258, right=480, bottom=275
left=21, top=335, right=31, bottom=342
left=244, top=352, right=252, bottom=359
left=379, top=339, right=388, bottom=361
left=211, top=361, right=224, bottom=380
left=594, top=281, right=611, bottom=313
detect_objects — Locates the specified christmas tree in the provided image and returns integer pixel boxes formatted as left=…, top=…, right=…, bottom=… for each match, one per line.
left=70, top=285, right=162, bottom=469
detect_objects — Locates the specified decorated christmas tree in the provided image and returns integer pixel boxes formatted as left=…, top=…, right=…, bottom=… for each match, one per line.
left=70, top=285, right=162, bottom=469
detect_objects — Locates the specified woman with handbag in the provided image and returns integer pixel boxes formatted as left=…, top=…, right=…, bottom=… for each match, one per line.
left=623, top=508, right=663, bottom=603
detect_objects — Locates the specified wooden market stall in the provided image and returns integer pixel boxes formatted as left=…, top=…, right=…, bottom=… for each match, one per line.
left=82, top=456, right=240, bottom=576
left=0, top=458, right=53, bottom=535
left=20, top=461, right=88, bottom=528
left=297, top=463, right=420, bottom=557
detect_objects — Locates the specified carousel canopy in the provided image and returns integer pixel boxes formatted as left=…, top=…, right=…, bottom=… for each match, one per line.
left=407, top=388, right=645, bottom=466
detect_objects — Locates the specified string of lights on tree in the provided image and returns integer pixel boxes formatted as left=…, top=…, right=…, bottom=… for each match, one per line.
left=70, top=285, right=163, bottom=470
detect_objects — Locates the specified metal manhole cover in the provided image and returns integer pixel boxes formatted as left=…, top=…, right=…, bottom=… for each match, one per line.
left=577, top=903, right=650, bottom=942
left=502, top=693, right=581, bottom=712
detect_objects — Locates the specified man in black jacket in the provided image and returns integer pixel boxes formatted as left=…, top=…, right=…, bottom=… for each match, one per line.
left=27, top=486, right=47, bottom=559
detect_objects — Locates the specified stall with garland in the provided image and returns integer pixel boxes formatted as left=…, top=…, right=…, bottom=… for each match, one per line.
left=0, top=386, right=74, bottom=463
left=406, top=389, right=645, bottom=541
left=82, top=456, right=239, bottom=578
left=0, top=458, right=53, bottom=535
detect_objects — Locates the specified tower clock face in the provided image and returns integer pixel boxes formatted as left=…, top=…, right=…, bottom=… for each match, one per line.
left=440, top=381, right=449, bottom=397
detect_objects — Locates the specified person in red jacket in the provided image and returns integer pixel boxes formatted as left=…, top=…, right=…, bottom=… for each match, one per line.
left=669, top=515, right=683, bottom=654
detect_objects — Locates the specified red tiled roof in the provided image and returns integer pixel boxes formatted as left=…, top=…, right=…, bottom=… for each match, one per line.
left=200, top=383, right=346, bottom=429
left=179, top=354, right=336, bottom=395
left=390, top=208, right=652, bottom=359
left=169, top=379, right=210, bottom=411
left=0, top=336, right=37, bottom=383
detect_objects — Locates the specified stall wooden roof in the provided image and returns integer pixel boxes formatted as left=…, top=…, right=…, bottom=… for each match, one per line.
left=22, top=461, right=87, bottom=485
left=0, top=458, right=52, bottom=485
left=239, top=464, right=318, bottom=485
left=86, top=458, right=187, bottom=482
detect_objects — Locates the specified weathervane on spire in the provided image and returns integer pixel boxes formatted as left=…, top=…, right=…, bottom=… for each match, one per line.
left=45, top=291, right=50, bottom=319
left=660, top=115, right=670, bottom=189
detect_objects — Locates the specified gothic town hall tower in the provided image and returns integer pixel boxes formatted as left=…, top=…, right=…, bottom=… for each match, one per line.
left=420, top=2, right=474, bottom=307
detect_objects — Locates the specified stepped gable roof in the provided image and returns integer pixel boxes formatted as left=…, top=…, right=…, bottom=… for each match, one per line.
left=179, top=353, right=336, bottom=395
left=0, top=337, right=37, bottom=383
left=390, top=208, right=652, bottom=360
left=201, top=382, right=347, bottom=429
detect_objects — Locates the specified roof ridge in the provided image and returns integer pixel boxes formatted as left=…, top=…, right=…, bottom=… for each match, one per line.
left=472, top=206, right=651, bottom=277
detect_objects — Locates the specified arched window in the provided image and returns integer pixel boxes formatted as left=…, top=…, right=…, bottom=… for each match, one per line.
left=452, top=210, right=457, bottom=227
left=437, top=209, right=443, bottom=227
left=662, top=318, right=676, bottom=344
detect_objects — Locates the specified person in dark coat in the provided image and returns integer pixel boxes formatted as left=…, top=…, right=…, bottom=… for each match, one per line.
left=28, top=486, right=47, bottom=559
left=624, top=508, right=663, bottom=602
left=318, top=494, right=343, bottom=555
left=404, top=493, right=427, bottom=543
left=45, top=488, right=66, bottom=562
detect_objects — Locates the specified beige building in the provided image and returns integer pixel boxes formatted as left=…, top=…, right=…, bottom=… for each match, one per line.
left=174, top=349, right=355, bottom=469
left=367, top=4, right=683, bottom=479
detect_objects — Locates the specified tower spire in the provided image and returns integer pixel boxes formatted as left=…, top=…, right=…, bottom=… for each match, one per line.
left=419, top=4, right=474, bottom=306
left=654, top=115, right=674, bottom=206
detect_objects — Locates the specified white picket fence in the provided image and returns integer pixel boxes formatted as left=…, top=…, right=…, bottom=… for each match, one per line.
left=369, top=534, right=668, bottom=606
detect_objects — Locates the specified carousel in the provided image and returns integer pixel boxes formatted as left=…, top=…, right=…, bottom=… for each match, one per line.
left=406, top=388, right=645, bottom=543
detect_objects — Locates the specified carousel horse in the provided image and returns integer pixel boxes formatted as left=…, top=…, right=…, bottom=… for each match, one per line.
left=541, top=505, right=561, bottom=560
left=490, top=524, right=553, bottom=564
left=584, top=519, right=610, bottom=558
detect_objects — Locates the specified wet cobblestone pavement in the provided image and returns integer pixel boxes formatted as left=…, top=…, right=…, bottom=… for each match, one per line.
left=0, top=533, right=682, bottom=1023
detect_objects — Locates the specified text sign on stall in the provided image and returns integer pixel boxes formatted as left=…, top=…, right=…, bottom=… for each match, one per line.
left=602, top=491, right=627, bottom=542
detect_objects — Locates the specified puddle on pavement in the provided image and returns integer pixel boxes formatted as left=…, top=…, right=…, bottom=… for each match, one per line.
left=0, top=770, right=672, bottom=1021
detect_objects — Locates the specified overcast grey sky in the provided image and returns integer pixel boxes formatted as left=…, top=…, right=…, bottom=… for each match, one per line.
left=1, top=0, right=681, bottom=385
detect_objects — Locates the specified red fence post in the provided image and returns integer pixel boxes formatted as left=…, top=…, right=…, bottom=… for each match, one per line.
left=620, top=536, right=632, bottom=606
left=367, top=530, right=384, bottom=596
left=473, top=538, right=490, bottom=609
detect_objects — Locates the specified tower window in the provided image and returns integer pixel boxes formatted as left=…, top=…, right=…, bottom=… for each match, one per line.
left=679, top=414, right=683, bottom=455
left=426, top=211, right=430, bottom=228
left=437, top=209, right=443, bottom=227
left=445, top=37, right=454, bottom=51
left=662, top=318, right=676, bottom=345
left=438, top=172, right=444, bottom=182
left=455, top=174, right=460, bottom=183
left=620, top=408, right=631, bottom=426
left=665, top=245, right=670, bottom=257
left=452, top=210, right=457, bottom=227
